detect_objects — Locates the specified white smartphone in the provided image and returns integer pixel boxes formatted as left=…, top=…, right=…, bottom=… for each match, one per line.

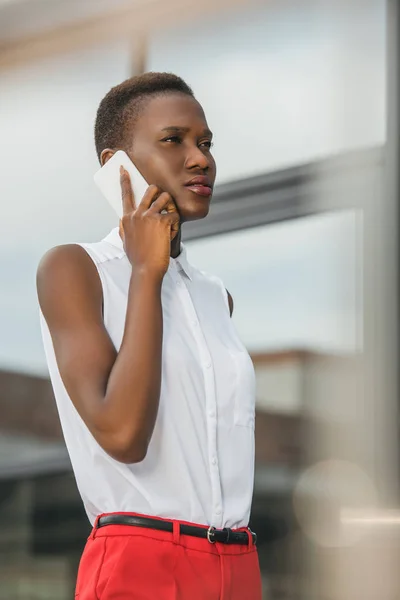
left=93, top=150, right=149, bottom=219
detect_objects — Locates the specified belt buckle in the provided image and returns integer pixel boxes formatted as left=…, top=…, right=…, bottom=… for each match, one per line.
left=207, top=526, right=216, bottom=544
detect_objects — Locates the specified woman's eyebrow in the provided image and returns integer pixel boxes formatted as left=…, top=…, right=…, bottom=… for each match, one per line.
left=161, top=126, right=213, bottom=137
left=161, top=126, right=189, bottom=133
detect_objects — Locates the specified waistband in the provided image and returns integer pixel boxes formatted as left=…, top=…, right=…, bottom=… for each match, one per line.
left=90, top=512, right=257, bottom=555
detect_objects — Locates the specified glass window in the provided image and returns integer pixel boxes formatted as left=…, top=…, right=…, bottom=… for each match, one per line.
left=147, top=1, right=385, bottom=182
left=186, top=210, right=361, bottom=354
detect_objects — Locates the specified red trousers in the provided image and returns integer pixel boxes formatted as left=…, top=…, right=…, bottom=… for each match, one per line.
left=75, top=512, right=262, bottom=599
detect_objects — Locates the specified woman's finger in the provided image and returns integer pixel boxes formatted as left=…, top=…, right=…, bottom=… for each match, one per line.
left=148, top=192, right=177, bottom=215
left=162, top=211, right=180, bottom=240
left=119, top=167, right=136, bottom=215
left=138, top=185, right=162, bottom=212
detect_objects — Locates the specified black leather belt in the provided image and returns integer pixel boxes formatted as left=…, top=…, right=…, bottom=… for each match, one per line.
left=97, top=515, right=257, bottom=546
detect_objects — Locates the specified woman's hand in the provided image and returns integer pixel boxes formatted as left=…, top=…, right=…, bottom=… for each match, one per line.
left=119, top=167, right=180, bottom=278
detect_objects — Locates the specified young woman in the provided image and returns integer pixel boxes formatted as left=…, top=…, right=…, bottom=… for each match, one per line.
left=37, top=72, right=261, bottom=599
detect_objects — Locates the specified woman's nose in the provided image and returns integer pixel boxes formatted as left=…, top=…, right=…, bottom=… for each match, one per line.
left=185, top=147, right=210, bottom=171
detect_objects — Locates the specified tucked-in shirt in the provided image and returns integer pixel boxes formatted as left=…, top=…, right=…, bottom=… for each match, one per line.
left=40, top=227, right=256, bottom=528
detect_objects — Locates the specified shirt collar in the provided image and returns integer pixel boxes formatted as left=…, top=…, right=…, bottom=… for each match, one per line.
left=103, top=227, right=193, bottom=281
left=171, top=243, right=193, bottom=281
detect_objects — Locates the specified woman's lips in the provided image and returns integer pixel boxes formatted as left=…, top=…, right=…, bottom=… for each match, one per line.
left=185, top=185, right=213, bottom=197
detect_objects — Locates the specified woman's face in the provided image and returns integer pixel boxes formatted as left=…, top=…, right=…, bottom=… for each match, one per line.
left=126, top=93, right=216, bottom=223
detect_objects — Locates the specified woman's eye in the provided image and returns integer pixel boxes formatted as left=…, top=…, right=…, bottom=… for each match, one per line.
left=161, top=137, right=213, bottom=149
left=163, top=136, right=181, bottom=144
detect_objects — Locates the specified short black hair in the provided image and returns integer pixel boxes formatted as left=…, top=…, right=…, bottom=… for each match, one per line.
left=94, top=72, right=194, bottom=161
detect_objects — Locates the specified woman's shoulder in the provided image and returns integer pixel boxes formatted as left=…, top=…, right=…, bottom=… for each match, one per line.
left=37, top=244, right=100, bottom=297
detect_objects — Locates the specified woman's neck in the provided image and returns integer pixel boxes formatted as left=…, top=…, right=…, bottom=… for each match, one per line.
left=170, top=228, right=182, bottom=259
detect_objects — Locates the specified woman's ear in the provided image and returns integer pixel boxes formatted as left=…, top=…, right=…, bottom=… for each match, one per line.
left=100, top=148, right=115, bottom=167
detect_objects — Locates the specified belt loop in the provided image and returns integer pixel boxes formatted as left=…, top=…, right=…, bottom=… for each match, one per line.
left=172, top=520, right=181, bottom=545
left=246, top=528, right=254, bottom=551
left=90, top=514, right=102, bottom=539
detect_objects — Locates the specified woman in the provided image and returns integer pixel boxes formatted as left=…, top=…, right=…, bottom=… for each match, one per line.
left=37, top=72, right=261, bottom=599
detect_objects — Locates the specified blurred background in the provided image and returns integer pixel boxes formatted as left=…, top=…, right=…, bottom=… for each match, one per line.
left=0, top=0, right=398, bottom=598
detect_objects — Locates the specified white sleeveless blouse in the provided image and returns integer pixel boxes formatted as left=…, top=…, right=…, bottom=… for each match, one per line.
left=40, top=227, right=256, bottom=528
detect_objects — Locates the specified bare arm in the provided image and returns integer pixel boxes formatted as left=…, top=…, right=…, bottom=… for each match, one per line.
left=37, top=244, right=163, bottom=463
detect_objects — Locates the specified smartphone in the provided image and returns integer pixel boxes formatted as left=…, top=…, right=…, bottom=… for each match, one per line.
left=93, top=150, right=149, bottom=219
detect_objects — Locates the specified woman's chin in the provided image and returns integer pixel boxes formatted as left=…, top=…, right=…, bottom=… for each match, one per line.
left=178, top=198, right=211, bottom=223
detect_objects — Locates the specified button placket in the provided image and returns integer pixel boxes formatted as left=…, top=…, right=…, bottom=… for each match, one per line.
left=176, top=276, right=223, bottom=526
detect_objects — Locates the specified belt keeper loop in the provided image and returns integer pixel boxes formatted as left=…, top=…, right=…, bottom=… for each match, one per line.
left=173, top=520, right=180, bottom=545
left=90, top=514, right=102, bottom=539
left=223, top=527, right=230, bottom=543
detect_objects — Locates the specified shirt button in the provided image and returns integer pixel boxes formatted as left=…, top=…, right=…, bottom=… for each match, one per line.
left=205, top=362, right=212, bottom=369
left=208, top=410, right=215, bottom=418
left=215, top=507, right=222, bottom=515
left=211, top=457, right=217, bottom=465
